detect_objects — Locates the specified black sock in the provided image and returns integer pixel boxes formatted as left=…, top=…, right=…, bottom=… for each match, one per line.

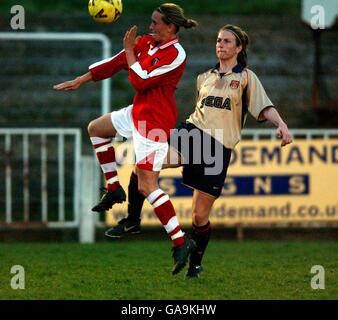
left=190, top=221, right=211, bottom=267
left=127, top=171, right=145, bottom=222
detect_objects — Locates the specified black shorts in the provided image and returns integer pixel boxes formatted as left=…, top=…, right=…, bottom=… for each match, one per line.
left=169, top=122, right=232, bottom=198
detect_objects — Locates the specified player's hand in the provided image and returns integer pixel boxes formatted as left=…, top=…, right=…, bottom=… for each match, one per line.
left=53, top=77, right=82, bottom=91
left=123, top=25, right=138, bottom=51
left=276, top=124, right=293, bottom=147
left=135, top=35, right=141, bottom=46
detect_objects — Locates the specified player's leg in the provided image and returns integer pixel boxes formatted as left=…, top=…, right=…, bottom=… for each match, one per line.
left=105, top=145, right=182, bottom=238
left=186, top=190, right=215, bottom=278
left=130, top=129, right=194, bottom=275
left=137, top=167, right=195, bottom=275
left=105, top=167, right=144, bottom=238
left=89, top=106, right=134, bottom=212
left=180, top=126, right=232, bottom=278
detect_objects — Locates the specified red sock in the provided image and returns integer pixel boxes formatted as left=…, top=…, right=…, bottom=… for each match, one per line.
left=147, top=189, right=185, bottom=247
left=90, top=137, right=120, bottom=191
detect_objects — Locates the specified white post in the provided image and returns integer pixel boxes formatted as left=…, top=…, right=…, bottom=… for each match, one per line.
left=79, top=156, right=100, bottom=243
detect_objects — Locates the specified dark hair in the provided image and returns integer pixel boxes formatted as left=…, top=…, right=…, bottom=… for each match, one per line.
left=219, top=24, right=249, bottom=67
left=156, top=3, right=198, bottom=33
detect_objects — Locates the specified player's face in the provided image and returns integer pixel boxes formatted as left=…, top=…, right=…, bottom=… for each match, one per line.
left=149, top=11, right=174, bottom=43
left=216, top=30, right=242, bottom=61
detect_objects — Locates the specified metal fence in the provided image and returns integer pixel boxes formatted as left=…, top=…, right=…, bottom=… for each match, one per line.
left=0, top=128, right=82, bottom=228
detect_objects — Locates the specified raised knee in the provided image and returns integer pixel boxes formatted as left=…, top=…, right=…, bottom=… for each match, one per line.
left=87, top=120, right=96, bottom=136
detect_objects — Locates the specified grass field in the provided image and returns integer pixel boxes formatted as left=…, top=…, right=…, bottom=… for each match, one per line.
left=0, top=241, right=337, bottom=300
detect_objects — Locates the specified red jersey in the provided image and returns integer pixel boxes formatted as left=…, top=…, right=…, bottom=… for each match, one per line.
left=89, top=35, right=187, bottom=141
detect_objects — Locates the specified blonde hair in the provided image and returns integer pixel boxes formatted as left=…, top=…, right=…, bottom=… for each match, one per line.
left=219, top=24, right=249, bottom=67
left=157, top=3, right=198, bottom=32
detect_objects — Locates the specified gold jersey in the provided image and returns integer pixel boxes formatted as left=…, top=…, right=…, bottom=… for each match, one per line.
left=187, top=64, right=273, bottom=149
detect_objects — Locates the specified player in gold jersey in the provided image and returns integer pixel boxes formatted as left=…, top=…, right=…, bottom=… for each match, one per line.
left=106, top=24, right=293, bottom=279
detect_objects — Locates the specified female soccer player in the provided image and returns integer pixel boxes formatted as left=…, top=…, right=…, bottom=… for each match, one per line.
left=54, top=3, right=198, bottom=275
left=107, top=24, right=293, bottom=278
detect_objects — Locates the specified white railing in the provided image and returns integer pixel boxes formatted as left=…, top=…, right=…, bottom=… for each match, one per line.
left=242, top=128, right=338, bottom=140
left=0, top=128, right=82, bottom=228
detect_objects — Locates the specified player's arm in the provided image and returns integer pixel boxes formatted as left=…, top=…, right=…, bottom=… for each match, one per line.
left=55, top=30, right=143, bottom=91
left=88, top=49, right=129, bottom=82
left=53, top=72, right=92, bottom=91
left=87, top=31, right=142, bottom=83
left=53, top=49, right=127, bottom=91
left=53, top=32, right=144, bottom=91
left=246, top=69, right=292, bottom=147
left=261, top=107, right=293, bottom=147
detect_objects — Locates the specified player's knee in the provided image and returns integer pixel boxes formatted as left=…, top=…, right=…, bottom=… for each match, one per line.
left=192, top=209, right=208, bottom=225
left=87, top=120, right=97, bottom=136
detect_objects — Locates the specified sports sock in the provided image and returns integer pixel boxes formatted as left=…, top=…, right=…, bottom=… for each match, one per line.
left=147, top=189, right=185, bottom=247
left=127, top=171, right=145, bottom=222
left=90, top=137, right=120, bottom=191
left=190, top=221, right=211, bottom=266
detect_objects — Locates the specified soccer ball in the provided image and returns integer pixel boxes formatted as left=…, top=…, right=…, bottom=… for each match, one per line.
left=88, top=0, right=123, bottom=23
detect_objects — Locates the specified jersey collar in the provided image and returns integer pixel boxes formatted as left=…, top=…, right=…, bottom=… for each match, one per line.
left=212, top=63, right=244, bottom=74
left=158, top=37, right=179, bottom=50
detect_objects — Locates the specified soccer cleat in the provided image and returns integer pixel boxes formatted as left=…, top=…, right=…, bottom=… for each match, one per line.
left=172, top=236, right=197, bottom=275
left=105, top=218, right=141, bottom=238
left=91, top=186, right=126, bottom=212
left=185, top=265, right=202, bottom=279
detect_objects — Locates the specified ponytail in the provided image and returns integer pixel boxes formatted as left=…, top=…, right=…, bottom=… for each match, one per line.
left=183, top=18, right=198, bottom=29
left=157, top=3, right=198, bottom=33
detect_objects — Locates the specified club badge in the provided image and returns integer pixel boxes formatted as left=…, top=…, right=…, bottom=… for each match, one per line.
left=151, top=57, right=160, bottom=66
left=230, top=80, right=240, bottom=89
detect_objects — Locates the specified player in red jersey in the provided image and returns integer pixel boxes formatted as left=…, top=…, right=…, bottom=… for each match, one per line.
left=54, top=3, right=198, bottom=275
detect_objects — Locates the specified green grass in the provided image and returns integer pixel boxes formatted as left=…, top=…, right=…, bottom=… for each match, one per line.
left=0, top=241, right=337, bottom=300
left=0, top=0, right=301, bottom=15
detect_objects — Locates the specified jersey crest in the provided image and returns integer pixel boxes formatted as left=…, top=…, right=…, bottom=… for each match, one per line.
left=230, top=80, right=240, bottom=89
left=151, top=57, right=160, bottom=66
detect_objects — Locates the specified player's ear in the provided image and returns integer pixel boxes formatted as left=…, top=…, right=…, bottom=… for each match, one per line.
left=236, top=45, right=243, bottom=54
left=168, top=23, right=176, bottom=34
